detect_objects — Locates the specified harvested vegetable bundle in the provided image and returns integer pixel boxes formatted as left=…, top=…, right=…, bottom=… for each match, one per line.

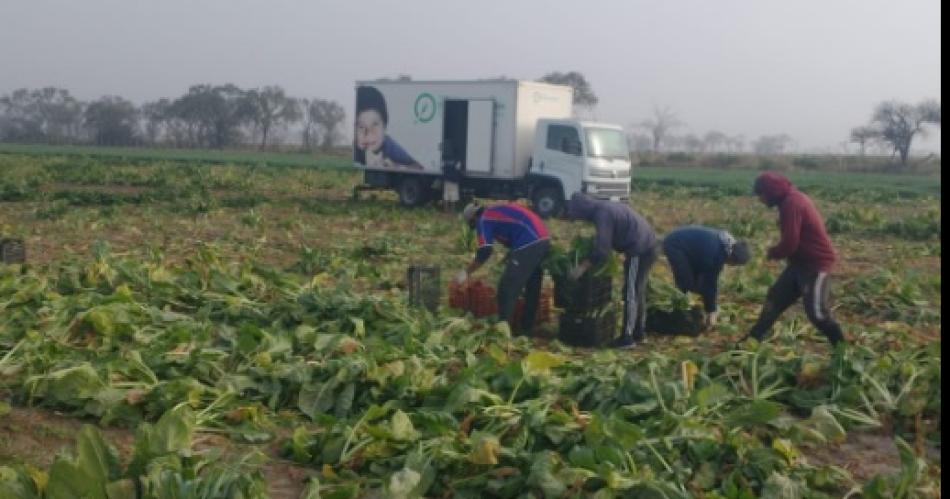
left=544, top=237, right=622, bottom=346
left=645, top=279, right=704, bottom=336
left=543, top=236, right=621, bottom=280
left=545, top=237, right=619, bottom=313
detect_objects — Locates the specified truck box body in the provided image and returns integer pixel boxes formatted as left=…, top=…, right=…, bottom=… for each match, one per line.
left=353, top=80, right=573, bottom=179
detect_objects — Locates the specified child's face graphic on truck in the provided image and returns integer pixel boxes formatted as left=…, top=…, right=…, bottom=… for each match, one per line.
left=355, top=109, right=385, bottom=153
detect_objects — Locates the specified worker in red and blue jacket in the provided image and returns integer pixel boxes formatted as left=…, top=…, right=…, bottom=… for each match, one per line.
left=457, top=202, right=551, bottom=333
left=744, top=171, right=846, bottom=346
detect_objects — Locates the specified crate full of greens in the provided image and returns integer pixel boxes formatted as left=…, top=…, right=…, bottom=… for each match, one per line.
left=545, top=236, right=620, bottom=312
left=645, top=279, right=704, bottom=336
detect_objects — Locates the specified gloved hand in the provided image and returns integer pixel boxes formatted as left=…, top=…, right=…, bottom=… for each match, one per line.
left=568, top=265, right=586, bottom=281
left=704, top=311, right=719, bottom=330
left=455, top=269, right=468, bottom=285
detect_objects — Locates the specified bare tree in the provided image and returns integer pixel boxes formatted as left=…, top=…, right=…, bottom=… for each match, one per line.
left=141, top=101, right=161, bottom=145
left=866, top=99, right=941, bottom=166
left=84, top=96, right=139, bottom=146
left=169, top=84, right=253, bottom=148
left=681, top=134, right=705, bottom=153
left=726, top=135, right=745, bottom=153
left=144, top=97, right=194, bottom=147
left=638, top=106, right=683, bottom=153
left=245, top=86, right=301, bottom=149
left=849, top=125, right=877, bottom=156
left=145, top=99, right=193, bottom=147
left=300, top=98, right=316, bottom=152
left=0, top=87, right=84, bottom=144
left=752, top=134, right=794, bottom=155
left=703, top=130, right=728, bottom=153
left=664, top=134, right=685, bottom=153
left=919, top=99, right=941, bottom=124
left=626, top=131, right=653, bottom=153
left=303, top=99, right=346, bottom=151
left=538, top=71, right=599, bottom=109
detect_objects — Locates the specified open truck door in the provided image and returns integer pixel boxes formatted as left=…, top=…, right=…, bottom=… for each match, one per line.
left=465, top=100, right=494, bottom=174
left=441, top=99, right=495, bottom=175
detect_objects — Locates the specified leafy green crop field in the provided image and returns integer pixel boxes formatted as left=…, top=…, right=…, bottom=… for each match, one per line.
left=0, top=150, right=941, bottom=498
left=633, top=166, right=941, bottom=200
left=0, top=143, right=352, bottom=170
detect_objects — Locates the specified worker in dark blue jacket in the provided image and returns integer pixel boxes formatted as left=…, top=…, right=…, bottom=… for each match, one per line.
left=662, top=225, right=751, bottom=330
left=565, top=193, right=658, bottom=349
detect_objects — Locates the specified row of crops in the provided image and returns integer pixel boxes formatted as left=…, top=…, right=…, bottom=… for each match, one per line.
left=0, top=154, right=941, bottom=239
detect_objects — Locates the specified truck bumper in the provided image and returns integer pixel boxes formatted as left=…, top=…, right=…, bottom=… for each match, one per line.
left=583, top=181, right=630, bottom=200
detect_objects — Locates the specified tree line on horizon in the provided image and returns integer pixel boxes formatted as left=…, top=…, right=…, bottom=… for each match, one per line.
left=0, top=72, right=941, bottom=168
left=0, top=85, right=345, bottom=151
left=539, top=72, right=941, bottom=165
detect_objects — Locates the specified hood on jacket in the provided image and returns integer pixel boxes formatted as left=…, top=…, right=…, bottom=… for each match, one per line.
left=754, top=172, right=793, bottom=207
left=566, top=192, right=598, bottom=221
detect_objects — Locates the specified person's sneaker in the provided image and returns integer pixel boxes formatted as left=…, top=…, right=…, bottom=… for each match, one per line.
left=611, top=335, right=638, bottom=349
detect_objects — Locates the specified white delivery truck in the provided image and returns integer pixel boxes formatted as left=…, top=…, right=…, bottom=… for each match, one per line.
left=351, top=79, right=631, bottom=218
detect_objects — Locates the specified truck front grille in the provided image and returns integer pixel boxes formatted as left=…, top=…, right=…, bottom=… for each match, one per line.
left=588, top=167, right=631, bottom=179
left=584, top=182, right=630, bottom=199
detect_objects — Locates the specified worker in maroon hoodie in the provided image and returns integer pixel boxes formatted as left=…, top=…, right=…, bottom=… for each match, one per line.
left=744, top=172, right=846, bottom=346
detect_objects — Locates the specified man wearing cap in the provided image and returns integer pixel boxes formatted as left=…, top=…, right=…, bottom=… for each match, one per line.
left=662, top=225, right=752, bottom=331
left=565, top=193, right=658, bottom=349
left=457, top=202, right=551, bottom=333
left=744, top=171, right=846, bottom=346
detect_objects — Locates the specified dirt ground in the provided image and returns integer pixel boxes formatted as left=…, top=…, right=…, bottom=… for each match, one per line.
left=801, top=432, right=902, bottom=483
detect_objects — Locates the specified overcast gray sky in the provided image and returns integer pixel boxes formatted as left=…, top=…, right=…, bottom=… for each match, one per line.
left=1, top=0, right=941, bottom=152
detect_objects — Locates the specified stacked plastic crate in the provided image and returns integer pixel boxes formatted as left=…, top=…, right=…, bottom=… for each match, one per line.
left=552, top=273, right=616, bottom=347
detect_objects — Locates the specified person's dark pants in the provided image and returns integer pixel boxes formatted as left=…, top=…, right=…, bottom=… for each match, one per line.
left=621, top=242, right=659, bottom=342
left=497, top=240, right=551, bottom=332
left=663, top=243, right=696, bottom=294
left=748, top=263, right=845, bottom=345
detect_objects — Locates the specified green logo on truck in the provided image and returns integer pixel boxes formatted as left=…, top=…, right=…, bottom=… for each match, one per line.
left=414, top=93, right=437, bottom=123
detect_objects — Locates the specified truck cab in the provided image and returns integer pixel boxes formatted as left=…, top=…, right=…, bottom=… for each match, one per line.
left=528, top=119, right=631, bottom=217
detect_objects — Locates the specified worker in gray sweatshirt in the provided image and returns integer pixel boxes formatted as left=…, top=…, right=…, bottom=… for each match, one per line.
left=565, top=193, right=658, bottom=349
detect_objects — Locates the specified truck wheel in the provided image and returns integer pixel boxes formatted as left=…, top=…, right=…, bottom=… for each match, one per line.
left=397, top=177, right=429, bottom=207
left=531, top=186, right=564, bottom=219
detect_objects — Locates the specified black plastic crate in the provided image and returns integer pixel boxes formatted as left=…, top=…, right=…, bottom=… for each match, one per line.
left=0, top=238, right=25, bottom=264
left=406, top=265, right=441, bottom=312
left=645, top=306, right=704, bottom=337
left=558, top=309, right=617, bottom=347
left=552, top=273, right=612, bottom=311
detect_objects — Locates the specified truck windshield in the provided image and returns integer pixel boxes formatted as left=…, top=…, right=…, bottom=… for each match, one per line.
left=585, top=128, right=629, bottom=160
